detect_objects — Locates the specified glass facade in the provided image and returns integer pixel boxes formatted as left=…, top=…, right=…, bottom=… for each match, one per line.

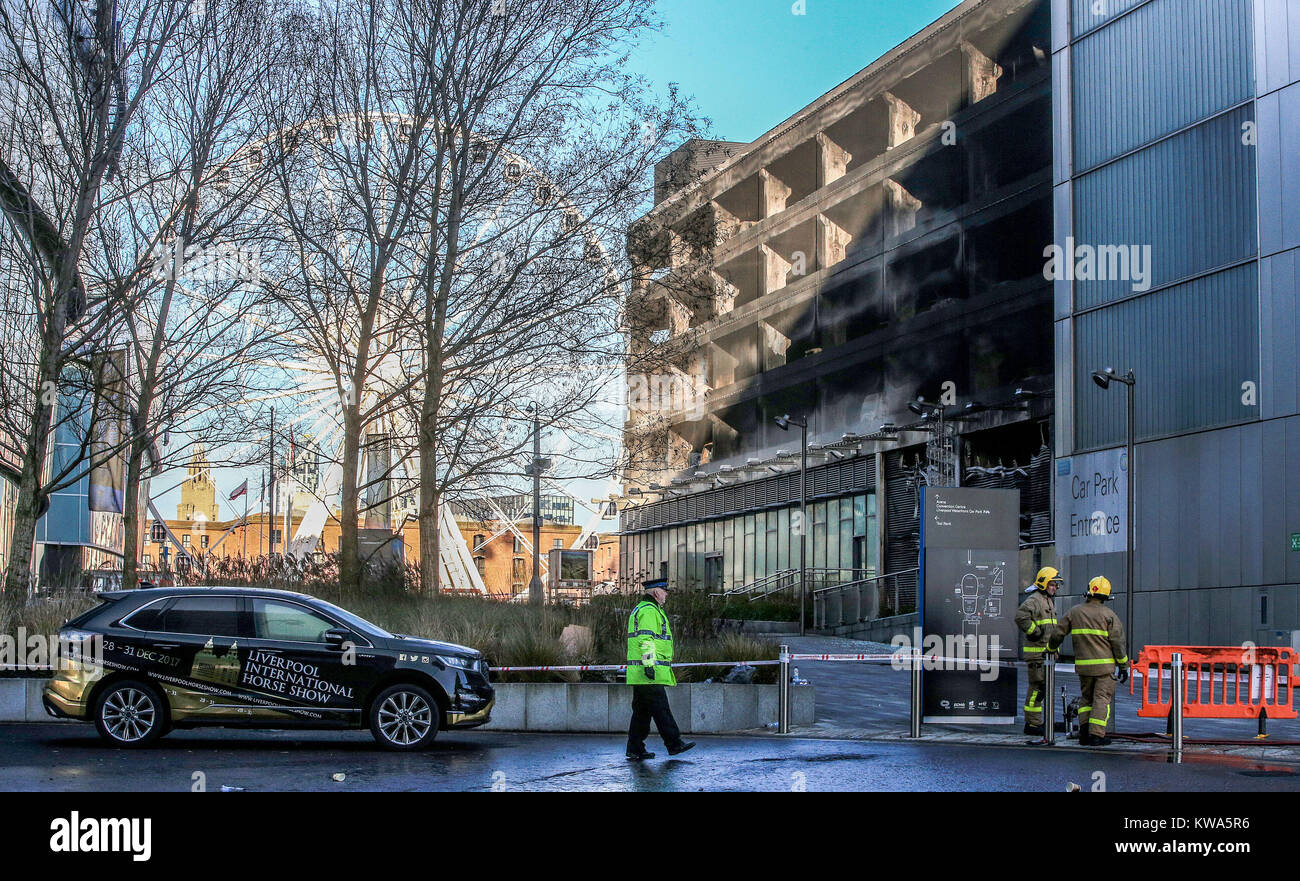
left=621, top=492, right=877, bottom=592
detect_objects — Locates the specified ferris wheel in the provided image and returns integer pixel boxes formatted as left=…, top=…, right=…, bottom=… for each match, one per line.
left=199, top=109, right=629, bottom=590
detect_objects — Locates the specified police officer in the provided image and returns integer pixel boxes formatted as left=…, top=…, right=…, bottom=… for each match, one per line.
left=625, top=578, right=695, bottom=761
left=1014, top=566, right=1061, bottom=736
left=1049, top=576, right=1130, bottom=746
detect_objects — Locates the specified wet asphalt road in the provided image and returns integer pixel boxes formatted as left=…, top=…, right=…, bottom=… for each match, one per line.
left=5, top=724, right=1300, bottom=791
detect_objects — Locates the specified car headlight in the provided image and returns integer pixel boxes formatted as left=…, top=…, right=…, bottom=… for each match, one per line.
left=436, top=654, right=477, bottom=670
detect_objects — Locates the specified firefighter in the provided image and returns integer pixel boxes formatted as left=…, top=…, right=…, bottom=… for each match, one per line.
left=1015, top=566, right=1061, bottom=735
left=1049, top=576, right=1130, bottom=746
left=625, top=578, right=695, bottom=761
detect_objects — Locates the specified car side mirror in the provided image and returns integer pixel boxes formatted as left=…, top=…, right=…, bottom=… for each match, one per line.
left=324, top=628, right=350, bottom=650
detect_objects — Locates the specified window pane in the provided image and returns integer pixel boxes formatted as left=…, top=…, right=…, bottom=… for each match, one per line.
left=253, top=599, right=337, bottom=643
left=161, top=596, right=242, bottom=637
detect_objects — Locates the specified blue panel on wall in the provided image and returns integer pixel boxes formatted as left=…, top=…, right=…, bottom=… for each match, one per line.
left=1072, top=0, right=1253, bottom=170
left=1072, top=107, right=1257, bottom=309
left=1074, top=263, right=1260, bottom=449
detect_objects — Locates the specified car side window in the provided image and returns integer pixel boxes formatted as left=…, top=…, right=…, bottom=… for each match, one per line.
left=120, top=599, right=167, bottom=631
left=252, top=599, right=336, bottom=643
left=157, top=596, right=242, bottom=637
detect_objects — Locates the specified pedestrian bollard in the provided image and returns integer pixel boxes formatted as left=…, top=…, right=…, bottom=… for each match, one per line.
left=1170, top=652, right=1184, bottom=762
left=909, top=650, right=921, bottom=738
left=1043, top=653, right=1056, bottom=745
left=778, top=644, right=791, bottom=734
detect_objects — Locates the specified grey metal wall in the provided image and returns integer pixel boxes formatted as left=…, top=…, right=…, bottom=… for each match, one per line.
left=1050, top=0, right=1300, bottom=650
left=1071, top=0, right=1254, bottom=171
left=1072, top=106, right=1258, bottom=309
left=1073, top=262, right=1260, bottom=449
left=1065, top=415, right=1300, bottom=646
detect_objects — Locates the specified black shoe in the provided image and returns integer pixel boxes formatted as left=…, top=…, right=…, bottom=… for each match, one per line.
left=667, top=741, right=696, bottom=756
left=1024, top=723, right=1045, bottom=736
left=1089, top=734, right=1113, bottom=747
left=626, top=750, right=655, bottom=761
left=1078, top=729, right=1092, bottom=746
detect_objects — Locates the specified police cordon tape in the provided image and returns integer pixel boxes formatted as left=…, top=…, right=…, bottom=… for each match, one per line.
left=487, top=653, right=1099, bottom=673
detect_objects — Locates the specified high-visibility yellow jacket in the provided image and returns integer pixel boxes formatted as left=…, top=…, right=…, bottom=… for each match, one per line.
left=626, top=598, right=676, bottom=686
left=1050, top=597, right=1128, bottom=677
left=1014, top=589, right=1058, bottom=661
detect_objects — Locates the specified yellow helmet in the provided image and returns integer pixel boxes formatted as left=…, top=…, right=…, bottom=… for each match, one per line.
left=1034, top=567, right=1062, bottom=589
left=1088, top=576, right=1112, bottom=598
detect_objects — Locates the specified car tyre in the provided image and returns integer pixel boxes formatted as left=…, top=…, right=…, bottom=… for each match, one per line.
left=369, top=683, right=440, bottom=751
left=93, top=679, right=167, bottom=748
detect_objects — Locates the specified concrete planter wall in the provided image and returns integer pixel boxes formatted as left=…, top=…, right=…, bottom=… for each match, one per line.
left=0, top=678, right=68, bottom=722
left=1, top=677, right=816, bottom=733
left=481, top=682, right=814, bottom=734
left=819, top=612, right=917, bottom=643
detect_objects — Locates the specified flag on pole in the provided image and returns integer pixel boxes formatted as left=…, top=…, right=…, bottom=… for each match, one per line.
left=229, top=478, right=248, bottom=501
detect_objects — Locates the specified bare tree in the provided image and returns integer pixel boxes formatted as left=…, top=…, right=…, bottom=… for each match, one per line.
left=354, top=0, right=696, bottom=596
left=0, top=0, right=195, bottom=594
left=93, top=0, right=306, bottom=590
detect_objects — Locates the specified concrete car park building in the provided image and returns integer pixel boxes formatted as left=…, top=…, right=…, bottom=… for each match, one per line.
left=620, top=0, right=1300, bottom=650
left=620, top=0, right=1056, bottom=616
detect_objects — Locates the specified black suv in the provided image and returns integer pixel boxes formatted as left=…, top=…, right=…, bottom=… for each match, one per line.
left=44, top=587, right=493, bottom=750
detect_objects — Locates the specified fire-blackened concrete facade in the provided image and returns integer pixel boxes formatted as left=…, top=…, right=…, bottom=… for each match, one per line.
left=621, top=0, right=1056, bottom=607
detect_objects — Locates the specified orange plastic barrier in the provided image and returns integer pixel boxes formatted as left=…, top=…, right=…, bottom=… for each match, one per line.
left=1129, top=645, right=1297, bottom=720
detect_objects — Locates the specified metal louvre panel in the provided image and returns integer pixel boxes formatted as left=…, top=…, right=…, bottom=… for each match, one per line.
left=1074, top=262, right=1260, bottom=449
left=623, top=454, right=877, bottom=533
left=1072, top=0, right=1253, bottom=172
left=1070, top=0, right=1146, bottom=36
left=1073, top=106, right=1258, bottom=310
left=884, top=450, right=921, bottom=597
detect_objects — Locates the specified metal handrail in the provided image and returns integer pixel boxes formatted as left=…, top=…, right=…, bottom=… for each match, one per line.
left=812, top=567, right=919, bottom=596
left=711, top=567, right=797, bottom=598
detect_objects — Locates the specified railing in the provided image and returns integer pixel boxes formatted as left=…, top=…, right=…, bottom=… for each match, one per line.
left=813, top=567, right=920, bottom=630
left=711, top=568, right=797, bottom=600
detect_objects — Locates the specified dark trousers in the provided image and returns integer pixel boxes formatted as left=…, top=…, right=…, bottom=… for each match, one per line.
left=627, top=684, right=683, bottom=753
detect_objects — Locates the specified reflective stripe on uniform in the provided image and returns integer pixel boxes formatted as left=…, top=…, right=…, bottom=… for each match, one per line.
left=1033, top=618, right=1057, bottom=626
left=1089, top=704, right=1111, bottom=730
left=1025, top=690, right=1041, bottom=712
left=1072, top=628, right=1110, bottom=637
left=627, top=629, right=672, bottom=639
left=1023, top=646, right=1048, bottom=652
left=1074, top=657, right=1116, bottom=665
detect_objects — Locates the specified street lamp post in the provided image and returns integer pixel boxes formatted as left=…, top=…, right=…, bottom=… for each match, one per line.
left=526, top=404, right=550, bottom=605
left=1092, top=367, right=1136, bottom=660
left=775, top=413, right=808, bottom=636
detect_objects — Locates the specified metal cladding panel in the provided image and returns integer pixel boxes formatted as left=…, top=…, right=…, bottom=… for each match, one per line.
left=1072, top=108, right=1258, bottom=310
left=1052, top=182, right=1073, bottom=318
left=1070, top=0, right=1147, bottom=37
left=1072, top=0, right=1253, bottom=172
left=1074, top=262, right=1260, bottom=450
left=1052, top=48, right=1073, bottom=186
left=1260, top=249, right=1300, bottom=419
left=623, top=455, right=875, bottom=533
left=1255, top=0, right=1300, bottom=96
left=1257, top=83, right=1300, bottom=258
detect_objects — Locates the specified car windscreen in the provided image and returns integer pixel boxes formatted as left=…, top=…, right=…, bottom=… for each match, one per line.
left=307, top=598, right=392, bottom=639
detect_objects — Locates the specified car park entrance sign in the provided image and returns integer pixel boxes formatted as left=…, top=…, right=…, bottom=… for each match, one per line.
left=919, top=486, right=1020, bottom=724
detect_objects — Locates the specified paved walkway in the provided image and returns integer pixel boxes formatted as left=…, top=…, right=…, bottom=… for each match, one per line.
left=762, top=634, right=1300, bottom=762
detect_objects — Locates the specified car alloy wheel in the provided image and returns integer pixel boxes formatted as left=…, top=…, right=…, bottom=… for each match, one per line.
left=376, top=689, right=434, bottom=747
left=96, top=682, right=163, bottom=746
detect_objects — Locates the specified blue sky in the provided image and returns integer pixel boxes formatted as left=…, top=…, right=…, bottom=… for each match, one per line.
left=633, top=0, right=967, bottom=143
